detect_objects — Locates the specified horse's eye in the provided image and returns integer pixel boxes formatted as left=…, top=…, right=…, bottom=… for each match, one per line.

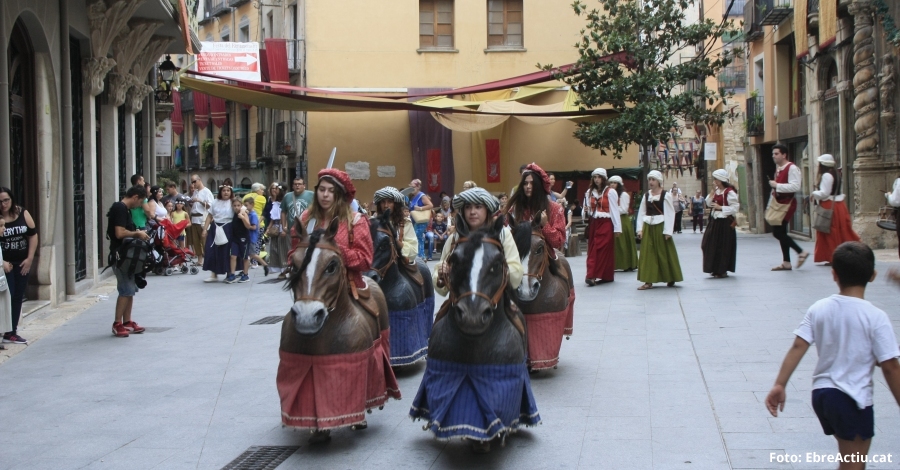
left=535, top=245, right=543, bottom=254
left=324, top=260, right=337, bottom=274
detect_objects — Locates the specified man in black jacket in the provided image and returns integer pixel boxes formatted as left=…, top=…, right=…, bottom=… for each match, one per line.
left=108, top=185, right=150, bottom=338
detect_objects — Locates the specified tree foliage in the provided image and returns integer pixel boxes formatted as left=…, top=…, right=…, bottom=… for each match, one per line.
left=545, top=0, right=740, bottom=159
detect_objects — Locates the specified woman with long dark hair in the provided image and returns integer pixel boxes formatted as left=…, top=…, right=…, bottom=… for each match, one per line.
left=701, top=170, right=740, bottom=278
left=201, top=185, right=236, bottom=283
left=0, top=187, right=37, bottom=344
left=583, top=168, right=621, bottom=285
left=505, top=163, right=566, bottom=251
left=609, top=175, right=638, bottom=272
left=147, top=185, right=168, bottom=223
left=811, top=154, right=859, bottom=264
left=264, top=183, right=291, bottom=279
left=373, top=186, right=418, bottom=262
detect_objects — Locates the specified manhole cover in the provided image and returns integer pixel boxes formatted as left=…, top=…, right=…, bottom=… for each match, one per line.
left=221, top=446, right=299, bottom=470
left=143, top=327, right=173, bottom=333
left=257, top=278, right=286, bottom=285
left=250, top=316, right=284, bottom=325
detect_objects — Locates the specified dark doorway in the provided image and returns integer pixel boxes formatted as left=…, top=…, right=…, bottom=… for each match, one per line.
left=70, top=37, right=87, bottom=281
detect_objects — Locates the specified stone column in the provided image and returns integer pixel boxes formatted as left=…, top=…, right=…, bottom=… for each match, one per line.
left=849, top=0, right=900, bottom=248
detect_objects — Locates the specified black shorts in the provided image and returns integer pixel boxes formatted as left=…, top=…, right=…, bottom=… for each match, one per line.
left=812, top=388, right=874, bottom=441
left=230, top=237, right=250, bottom=259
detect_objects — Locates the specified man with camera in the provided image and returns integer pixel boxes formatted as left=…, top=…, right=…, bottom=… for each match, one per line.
left=107, top=185, right=151, bottom=338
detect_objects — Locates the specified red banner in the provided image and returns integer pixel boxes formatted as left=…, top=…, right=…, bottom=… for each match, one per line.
left=209, top=95, right=227, bottom=128
left=486, top=139, right=500, bottom=183
left=427, top=149, right=441, bottom=192
left=172, top=90, right=183, bottom=135
left=194, top=92, right=209, bottom=130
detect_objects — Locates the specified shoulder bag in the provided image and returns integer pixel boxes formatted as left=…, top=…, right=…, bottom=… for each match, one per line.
left=813, top=204, right=833, bottom=234
left=214, top=223, right=229, bottom=245
left=764, top=197, right=790, bottom=226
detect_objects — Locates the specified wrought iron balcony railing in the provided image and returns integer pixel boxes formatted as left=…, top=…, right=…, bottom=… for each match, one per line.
left=217, top=140, right=232, bottom=169
left=187, top=145, right=200, bottom=170
left=234, top=138, right=250, bottom=167
left=746, top=96, right=765, bottom=137
left=275, top=121, right=297, bottom=155
left=743, top=1, right=763, bottom=42
left=757, top=0, right=793, bottom=26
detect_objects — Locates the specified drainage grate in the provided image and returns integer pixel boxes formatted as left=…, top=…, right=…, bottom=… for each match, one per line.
left=142, top=327, right=173, bottom=333
left=250, top=316, right=284, bottom=325
left=257, top=278, right=285, bottom=285
left=221, top=446, right=299, bottom=470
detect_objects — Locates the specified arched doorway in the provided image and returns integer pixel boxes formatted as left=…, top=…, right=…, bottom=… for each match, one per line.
left=7, top=20, right=40, bottom=288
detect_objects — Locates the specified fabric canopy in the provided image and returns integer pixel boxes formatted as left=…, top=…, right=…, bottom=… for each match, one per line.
left=172, top=90, right=183, bottom=135
left=193, top=91, right=209, bottom=130
left=209, top=95, right=227, bottom=128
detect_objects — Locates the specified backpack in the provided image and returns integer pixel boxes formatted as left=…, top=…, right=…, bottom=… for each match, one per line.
left=114, top=237, right=153, bottom=277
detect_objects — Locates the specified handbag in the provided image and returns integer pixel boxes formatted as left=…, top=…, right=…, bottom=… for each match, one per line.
left=876, top=206, right=898, bottom=231
left=213, top=223, right=229, bottom=245
left=813, top=204, right=833, bottom=234
left=411, top=208, right=431, bottom=224
left=764, top=198, right=790, bottom=226
left=0, top=274, right=8, bottom=292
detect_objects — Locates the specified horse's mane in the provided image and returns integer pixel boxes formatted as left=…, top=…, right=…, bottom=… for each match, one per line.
left=373, top=210, right=402, bottom=254
left=285, top=228, right=325, bottom=292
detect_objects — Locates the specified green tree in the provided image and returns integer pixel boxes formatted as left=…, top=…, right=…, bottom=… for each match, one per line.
left=546, top=0, right=740, bottom=170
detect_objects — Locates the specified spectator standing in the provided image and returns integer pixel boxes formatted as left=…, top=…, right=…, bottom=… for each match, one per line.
left=407, top=179, right=433, bottom=260
left=264, top=183, right=290, bottom=279
left=129, top=174, right=148, bottom=229
left=671, top=183, right=685, bottom=234
left=147, top=185, right=168, bottom=223
left=160, top=181, right=182, bottom=207
left=171, top=198, right=190, bottom=248
left=201, top=185, right=237, bottom=283
left=243, top=198, right=268, bottom=274
left=106, top=185, right=150, bottom=338
left=0, top=242, right=10, bottom=350
left=0, top=187, right=37, bottom=344
left=765, top=242, right=900, bottom=466
left=282, top=177, right=315, bottom=240
left=242, top=183, right=268, bottom=267
left=701, top=170, right=740, bottom=278
left=188, top=175, right=214, bottom=264
left=636, top=171, right=683, bottom=290
left=811, top=154, right=859, bottom=265
left=691, top=190, right=706, bottom=233
left=886, top=176, right=900, bottom=258
left=432, top=212, right=450, bottom=255
left=225, top=197, right=254, bottom=284
left=548, top=173, right=570, bottom=202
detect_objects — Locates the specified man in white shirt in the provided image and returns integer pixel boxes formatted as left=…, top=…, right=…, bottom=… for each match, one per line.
left=187, top=175, right=214, bottom=263
left=766, top=242, right=900, bottom=466
left=768, top=144, right=810, bottom=270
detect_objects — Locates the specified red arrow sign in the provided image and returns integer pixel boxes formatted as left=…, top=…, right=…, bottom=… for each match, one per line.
left=197, top=52, right=259, bottom=73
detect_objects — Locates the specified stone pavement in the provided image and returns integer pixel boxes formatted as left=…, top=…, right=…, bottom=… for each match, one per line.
left=0, top=233, right=898, bottom=470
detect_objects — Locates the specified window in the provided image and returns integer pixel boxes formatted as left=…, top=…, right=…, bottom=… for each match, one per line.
left=419, top=0, right=454, bottom=49
left=487, top=0, right=523, bottom=49
left=239, top=16, right=250, bottom=42
left=220, top=25, right=230, bottom=42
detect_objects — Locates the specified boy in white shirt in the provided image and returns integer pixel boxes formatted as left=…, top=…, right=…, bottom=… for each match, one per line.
left=766, top=242, right=900, bottom=469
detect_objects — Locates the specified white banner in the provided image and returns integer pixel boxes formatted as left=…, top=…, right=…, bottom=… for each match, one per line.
left=197, top=41, right=262, bottom=82
left=155, top=119, right=172, bottom=157
left=704, top=142, right=717, bottom=161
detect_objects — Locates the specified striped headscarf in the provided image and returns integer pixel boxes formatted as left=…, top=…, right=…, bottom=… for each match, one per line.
left=452, top=188, right=499, bottom=214
left=373, top=186, right=406, bottom=204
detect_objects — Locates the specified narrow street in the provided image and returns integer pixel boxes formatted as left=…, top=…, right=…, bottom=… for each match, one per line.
left=0, top=233, right=898, bottom=470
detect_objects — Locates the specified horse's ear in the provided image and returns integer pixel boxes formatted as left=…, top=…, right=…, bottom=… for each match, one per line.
left=454, top=213, right=469, bottom=237
left=295, top=216, right=308, bottom=242
left=381, top=208, right=392, bottom=224
left=491, top=214, right=505, bottom=236
left=507, top=212, right=516, bottom=229
left=327, top=216, right=340, bottom=239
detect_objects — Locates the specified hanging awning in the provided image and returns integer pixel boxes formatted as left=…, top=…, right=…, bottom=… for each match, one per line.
left=209, top=95, right=227, bottom=128
left=194, top=91, right=209, bottom=130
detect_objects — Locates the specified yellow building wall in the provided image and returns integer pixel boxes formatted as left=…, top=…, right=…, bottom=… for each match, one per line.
left=305, top=0, right=638, bottom=198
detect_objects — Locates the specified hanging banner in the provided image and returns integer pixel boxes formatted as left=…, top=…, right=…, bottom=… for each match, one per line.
left=427, top=149, right=441, bottom=192
left=486, top=139, right=501, bottom=183
left=197, top=41, right=261, bottom=82
left=819, top=0, right=836, bottom=48
left=155, top=119, right=172, bottom=157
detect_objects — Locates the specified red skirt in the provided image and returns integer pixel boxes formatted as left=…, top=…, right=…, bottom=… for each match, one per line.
left=585, top=218, right=615, bottom=281
left=814, top=200, right=860, bottom=263
left=524, top=308, right=568, bottom=370
left=563, top=287, right=575, bottom=337
left=277, top=333, right=401, bottom=430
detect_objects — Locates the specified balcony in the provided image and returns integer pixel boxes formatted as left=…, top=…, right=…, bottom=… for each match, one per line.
left=275, top=121, right=297, bottom=156
left=233, top=137, right=250, bottom=168
left=217, top=139, right=232, bottom=170
left=181, top=90, right=194, bottom=112
left=718, top=64, right=747, bottom=91
left=746, top=96, right=765, bottom=137
left=156, top=156, right=173, bottom=171
left=205, top=0, right=228, bottom=18
left=256, top=131, right=274, bottom=163
left=757, top=0, right=793, bottom=27
left=743, top=1, right=763, bottom=42
left=286, top=39, right=304, bottom=73
left=725, top=0, right=747, bottom=16
left=187, top=146, right=200, bottom=170
left=228, top=0, right=249, bottom=6
left=807, top=0, right=819, bottom=30
left=200, top=145, right=214, bottom=169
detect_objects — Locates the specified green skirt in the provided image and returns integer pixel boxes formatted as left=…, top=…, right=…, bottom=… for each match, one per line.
left=615, top=214, right=639, bottom=270
left=637, top=222, right=683, bottom=284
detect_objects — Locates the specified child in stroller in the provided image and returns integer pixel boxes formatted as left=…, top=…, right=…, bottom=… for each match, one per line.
left=148, top=217, right=201, bottom=275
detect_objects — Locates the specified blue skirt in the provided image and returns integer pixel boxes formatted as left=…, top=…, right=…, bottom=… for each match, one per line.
left=202, top=222, right=233, bottom=275
left=388, top=297, right=434, bottom=366
left=409, top=358, right=541, bottom=441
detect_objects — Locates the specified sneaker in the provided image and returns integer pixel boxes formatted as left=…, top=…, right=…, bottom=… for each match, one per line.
left=238, top=274, right=250, bottom=283
left=122, top=321, right=145, bottom=334
left=111, top=322, right=129, bottom=338
left=263, top=265, right=269, bottom=277
left=224, top=274, right=237, bottom=284
left=2, top=333, right=28, bottom=344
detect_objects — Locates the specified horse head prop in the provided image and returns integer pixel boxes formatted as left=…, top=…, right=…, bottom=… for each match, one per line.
left=367, top=209, right=401, bottom=284
left=509, top=212, right=562, bottom=302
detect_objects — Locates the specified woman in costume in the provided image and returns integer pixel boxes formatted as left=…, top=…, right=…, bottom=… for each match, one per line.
left=636, top=170, right=683, bottom=290
left=433, top=188, right=522, bottom=296
left=582, top=168, right=621, bottom=285
left=373, top=186, right=418, bottom=263
left=505, top=163, right=566, bottom=251
left=811, top=154, right=859, bottom=265
left=609, top=176, right=638, bottom=272
left=201, top=185, right=236, bottom=283
left=701, top=169, right=740, bottom=278
left=263, top=183, right=291, bottom=279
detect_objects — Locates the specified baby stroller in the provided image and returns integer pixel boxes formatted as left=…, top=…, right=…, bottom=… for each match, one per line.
left=149, top=218, right=201, bottom=275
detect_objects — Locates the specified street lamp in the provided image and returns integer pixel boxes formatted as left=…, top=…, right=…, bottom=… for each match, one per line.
left=155, top=55, right=177, bottom=103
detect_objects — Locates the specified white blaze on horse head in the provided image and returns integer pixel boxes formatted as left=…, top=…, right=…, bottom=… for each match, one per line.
left=518, top=250, right=534, bottom=298
left=469, top=245, right=484, bottom=301
left=306, top=247, right=322, bottom=294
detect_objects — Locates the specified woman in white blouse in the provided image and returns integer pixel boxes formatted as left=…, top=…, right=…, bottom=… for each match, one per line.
left=201, top=185, right=237, bottom=282
left=636, top=170, right=683, bottom=290
left=701, top=169, right=740, bottom=278
left=886, top=176, right=900, bottom=259
left=811, top=154, right=859, bottom=265
left=608, top=176, right=638, bottom=272
left=583, top=168, right=621, bottom=285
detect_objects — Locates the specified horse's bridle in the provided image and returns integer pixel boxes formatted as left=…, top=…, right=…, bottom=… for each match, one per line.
left=292, top=240, right=351, bottom=310
left=522, top=229, right=551, bottom=283
left=371, top=227, right=400, bottom=280
left=443, top=236, right=508, bottom=310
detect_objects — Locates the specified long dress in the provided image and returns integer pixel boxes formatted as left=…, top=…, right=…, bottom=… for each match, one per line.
left=701, top=188, right=739, bottom=275
left=812, top=173, right=860, bottom=263
left=614, top=191, right=639, bottom=271
left=583, top=187, right=621, bottom=281
left=636, top=191, right=683, bottom=284
left=267, top=200, right=291, bottom=273
left=202, top=199, right=234, bottom=275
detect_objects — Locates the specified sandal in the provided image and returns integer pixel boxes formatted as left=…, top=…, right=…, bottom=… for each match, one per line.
left=666, top=282, right=676, bottom=287
left=637, top=283, right=654, bottom=290
left=585, top=279, right=596, bottom=287
left=771, top=264, right=792, bottom=271
left=796, top=252, right=809, bottom=269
